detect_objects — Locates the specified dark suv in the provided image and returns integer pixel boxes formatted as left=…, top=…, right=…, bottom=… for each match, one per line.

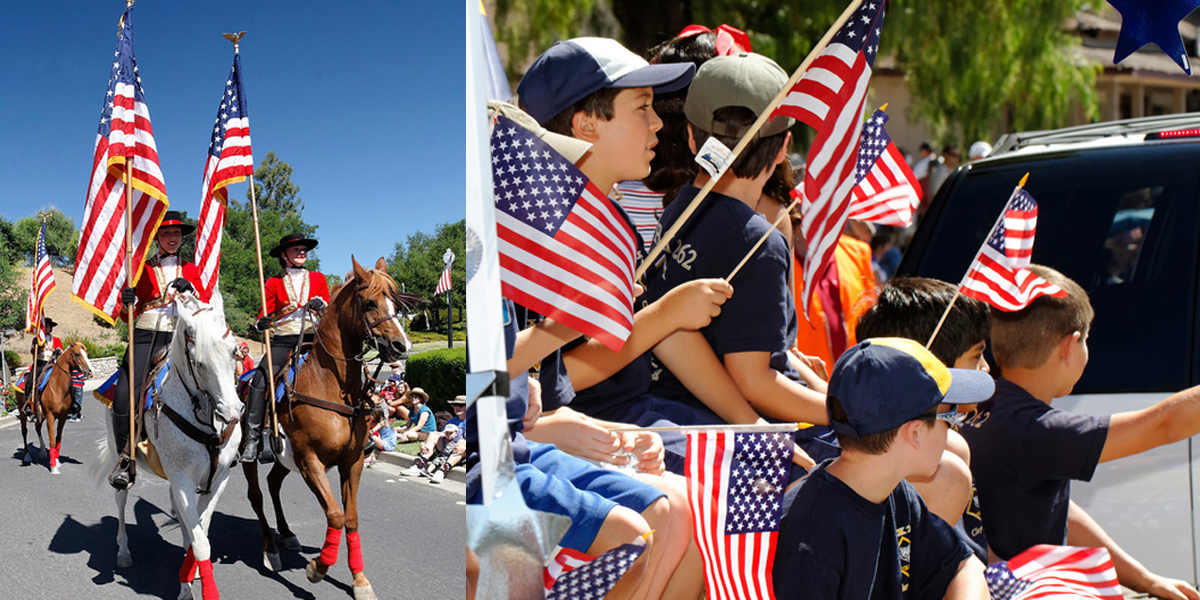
left=899, top=113, right=1200, bottom=583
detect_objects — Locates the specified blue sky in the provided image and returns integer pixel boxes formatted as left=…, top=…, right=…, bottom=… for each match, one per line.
left=0, top=1, right=464, bottom=277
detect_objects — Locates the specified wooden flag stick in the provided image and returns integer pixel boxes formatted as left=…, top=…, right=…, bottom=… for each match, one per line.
left=248, top=173, right=278, bottom=439
left=608, top=422, right=801, bottom=434
left=124, top=169, right=136, bottom=463
left=726, top=197, right=800, bottom=282
left=925, top=173, right=1030, bottom=350
left=634, top=0, right=866, bottom=281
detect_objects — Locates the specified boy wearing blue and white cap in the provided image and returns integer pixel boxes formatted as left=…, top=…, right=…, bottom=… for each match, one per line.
left=773, top=337, right=991, bottom=600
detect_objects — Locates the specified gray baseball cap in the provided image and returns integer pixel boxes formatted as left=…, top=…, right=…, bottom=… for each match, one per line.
left=684, top=53, right=795, bottom=139
left=487, top=99, right=592, bottom=164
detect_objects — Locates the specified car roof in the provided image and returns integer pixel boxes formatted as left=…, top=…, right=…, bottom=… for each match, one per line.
left=979, top=113, right=1200, bottom=163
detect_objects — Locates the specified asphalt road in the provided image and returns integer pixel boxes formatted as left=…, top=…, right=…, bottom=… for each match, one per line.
left=0, top=382, right=465, bottom=599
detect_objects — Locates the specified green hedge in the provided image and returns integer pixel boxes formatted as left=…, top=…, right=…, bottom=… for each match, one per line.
left=3, top=349, right=20, bottom=369
left=63, top=334, right=125, bottom=359
left=405, top=347, right=466, bottom=413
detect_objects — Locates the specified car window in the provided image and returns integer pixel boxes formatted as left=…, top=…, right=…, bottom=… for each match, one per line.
left=904, top=144, right=1200, bottom=392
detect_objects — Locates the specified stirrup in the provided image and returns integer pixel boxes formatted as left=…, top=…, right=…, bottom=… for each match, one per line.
left=109, top=458, right=136, bottom=490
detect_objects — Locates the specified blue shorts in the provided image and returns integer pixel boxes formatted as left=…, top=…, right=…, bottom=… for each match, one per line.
left=521, top=442, right=666, bottom=552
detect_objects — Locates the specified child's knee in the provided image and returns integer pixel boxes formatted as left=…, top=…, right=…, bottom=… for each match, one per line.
left=589, top=505, right=650, bottom=556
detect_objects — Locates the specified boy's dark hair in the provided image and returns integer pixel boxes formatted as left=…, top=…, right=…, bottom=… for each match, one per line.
left=991, top=265, right=1093, bottom=370
left=641, top=33, right=718, bottom=204
left=855, top=277, right=991, bottom=368
left=829, top=396, right=908, bottom=454
left=538, top=87, right=622, bottom=138
left=690, top=106, right=789, bottom=180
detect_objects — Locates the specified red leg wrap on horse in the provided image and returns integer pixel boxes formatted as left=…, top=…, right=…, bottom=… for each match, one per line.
left=320, top=526, right=341, bottom=567
left=198, top=559, right=218, bottom=600
left=49, top=448, right=58, bottom=467
left=346, top=530, right=364, bottom=574
left=179, top=547, right=197, bottom=583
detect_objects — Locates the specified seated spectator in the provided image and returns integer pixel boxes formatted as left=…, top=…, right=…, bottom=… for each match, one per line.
left=398, top=387, right=435, bottom=442
left=363, top=402, right=397, bottom=467
left=388, top=381, right=413, bottom=422
left=234, top=342, right=254, bottom=377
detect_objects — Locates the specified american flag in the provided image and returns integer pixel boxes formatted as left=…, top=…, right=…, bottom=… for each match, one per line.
left=686, top=429, right=794, bottom=600
left=492, top=114, right=637, bottom=352
left=846, top=108, right=920, bottom=227
left=25, top=221, right=57, bottom=339
left=959, top=188, right=1065, bottom=311
left=72, top=6, right=169, bottom=323
left=773, top=0, right=885, bottom=314
left=195, top=52, right=254, bottom=298
left=986, top=545, right=1122, bottom=600
left=435, top=262, right=453, bottom=296
left=544, top=541, right=647, bottom=599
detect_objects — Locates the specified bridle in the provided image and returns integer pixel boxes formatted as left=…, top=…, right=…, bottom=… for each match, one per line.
left=312, top=277, right=403, bottom=364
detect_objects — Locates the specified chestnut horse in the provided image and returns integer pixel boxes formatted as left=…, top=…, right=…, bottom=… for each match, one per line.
left=17, top=341, right=94, bottom=474
left=244, top=257, right=410, bottom=600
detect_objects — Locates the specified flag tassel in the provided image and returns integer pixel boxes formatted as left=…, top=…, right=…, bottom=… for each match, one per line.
left=634, top=0, right=867, bottom=281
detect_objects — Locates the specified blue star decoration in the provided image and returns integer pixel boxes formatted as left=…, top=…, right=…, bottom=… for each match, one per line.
left=1108, top=0, right=1200, bottom=75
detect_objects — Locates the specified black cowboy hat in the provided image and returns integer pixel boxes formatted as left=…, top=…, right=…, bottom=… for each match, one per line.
left=158, top=210, right=196, bottom=236
left=42, top=317, right=57, bottom=330
left=269, top=233, right=319, bottom=258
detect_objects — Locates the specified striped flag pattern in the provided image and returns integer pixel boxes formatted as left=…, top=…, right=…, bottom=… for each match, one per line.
left=25, top=221, right=57, bottom=339
left=960, top=189, right=1065, bottom=311
left=986, top=545, right=1122, bottom=600
left=195, top=52, right=254, bottom=297
left=773, top=0, right=885, bottom=313
left=492, top=115, right=638, bottom=352
left=685, top=429, right=794, bottom=600
left=72, top=6, right=169, bottom=323
left=435, top=262, right=453, bottom=296
left=846, top=108, right=921, bottom=227
left=544, top=541, right=646, bottom=599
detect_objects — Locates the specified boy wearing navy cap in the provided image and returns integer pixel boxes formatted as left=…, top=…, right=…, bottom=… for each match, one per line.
left=773, top=338, right=991, bottom=599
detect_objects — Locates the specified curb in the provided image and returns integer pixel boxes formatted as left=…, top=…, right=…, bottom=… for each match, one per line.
left=376, top=450, right=466, bottom=484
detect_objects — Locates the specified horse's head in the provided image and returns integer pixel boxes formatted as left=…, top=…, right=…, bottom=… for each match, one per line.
left=64, top=341, right=94, bottom=380
left=172, top=291, right=241, bottom=423
left=341, top=256, right=412, bottom=363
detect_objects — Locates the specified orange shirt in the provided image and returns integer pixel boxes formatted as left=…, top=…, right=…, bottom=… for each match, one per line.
left=792, top=236, right=878, bottom=367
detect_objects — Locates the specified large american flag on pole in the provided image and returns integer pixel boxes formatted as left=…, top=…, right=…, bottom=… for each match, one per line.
left=72, top=6, right=169, bottom=323
left=960, top=188, right=1065, bottom=311
left=435, top=263, right=453, bottom=296
left=195, top=52, right=254, bottom=298
left=846, top=107, right=920, bottom=227
left=492, top=114, right=637, bottom=352
left=25, top=221, right=57, bottom=339
left=773, top=0, right=884, bottom=314
left=686, top=429, right=794, bottom=600
left=986, top=545, right=1122, bottom=600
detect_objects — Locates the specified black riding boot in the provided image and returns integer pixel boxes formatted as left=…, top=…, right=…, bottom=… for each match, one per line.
left=240, top=379, right=275, bottom=464
left=109, top=413, right=136, bottom=489
left=70, top=387, right=83, bottom=421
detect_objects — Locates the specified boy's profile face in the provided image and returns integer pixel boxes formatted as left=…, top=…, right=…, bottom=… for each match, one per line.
left=584, top=87, right=662, bottom=183
left=953, top=340, right=990, bottom=373
left=914, top=403, right=953, bottom=477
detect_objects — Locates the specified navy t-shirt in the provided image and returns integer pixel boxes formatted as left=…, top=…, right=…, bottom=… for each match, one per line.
left=773, top=461, right=973, bottom=600
left=957, top=378, right=1110, bottom=560
left=645, top=182, right=799, bottom=406
left=512, top=303, right=575, bottom=412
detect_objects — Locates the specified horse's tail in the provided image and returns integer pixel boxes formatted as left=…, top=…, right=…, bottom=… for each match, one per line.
left=89, top=412, right=118, bottom=489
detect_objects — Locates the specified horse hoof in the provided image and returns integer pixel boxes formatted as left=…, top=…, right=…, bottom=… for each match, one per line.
left=305, top=560, right=325, bottom=583
left=352, top=583, right=377, bottom=600
left=116, top=551, right=133, bottom=569
left=280, top=535, right=300, bottom=551
left=177, top=583, right=193, bottom=600
left=264, top=552, right=281, bottom=572
left=21, top=453, right=30, bottom=466
left=50, top=466, right=61, bottom=475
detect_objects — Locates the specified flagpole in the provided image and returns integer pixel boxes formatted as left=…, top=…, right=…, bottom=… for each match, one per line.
left=925, top=173, right=1029, bottom=350
left=635, top=0, right=866, bottom=282
left=28, top=215, right=51, bottom=426
left=726, top=198, right=800, bottom=282
left=123, top=163, right=137, bottom=464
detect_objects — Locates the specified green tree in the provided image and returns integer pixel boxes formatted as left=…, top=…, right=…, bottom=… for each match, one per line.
left=247, top=151, right=304, bottom=218
left=495, top=0, right=1098, bottom=149
left=0, top=254, right=22, bottom=333
left=12, top=208, right=80, bottom=267
left=388, top=220, right=466, bottom=326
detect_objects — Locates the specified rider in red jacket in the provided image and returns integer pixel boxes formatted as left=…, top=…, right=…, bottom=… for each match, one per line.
left=110, top=211, right=208, bottom=490
left=241, top=233, right=331, bottom=463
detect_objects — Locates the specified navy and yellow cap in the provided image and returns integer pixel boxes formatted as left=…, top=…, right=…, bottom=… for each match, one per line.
left=827, top=337, right=995, bottom=440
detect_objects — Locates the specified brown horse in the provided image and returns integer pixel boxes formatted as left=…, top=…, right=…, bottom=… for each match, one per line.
left=244, top=257, right=410, bottom=600
left=18, top=341, right=95, bottom=474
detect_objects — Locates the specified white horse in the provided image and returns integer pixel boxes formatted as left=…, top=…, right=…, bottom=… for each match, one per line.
left=98, top=291, right=242, bottom=600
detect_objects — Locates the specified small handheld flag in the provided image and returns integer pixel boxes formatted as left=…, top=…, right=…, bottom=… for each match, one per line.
left=986, top=545, right=1122, bottom=600
left=492, top=115, right=638, bottom=352
left=846, top=107, right=921, bottom=227
left=959, top=187, right=1066, bottom=311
